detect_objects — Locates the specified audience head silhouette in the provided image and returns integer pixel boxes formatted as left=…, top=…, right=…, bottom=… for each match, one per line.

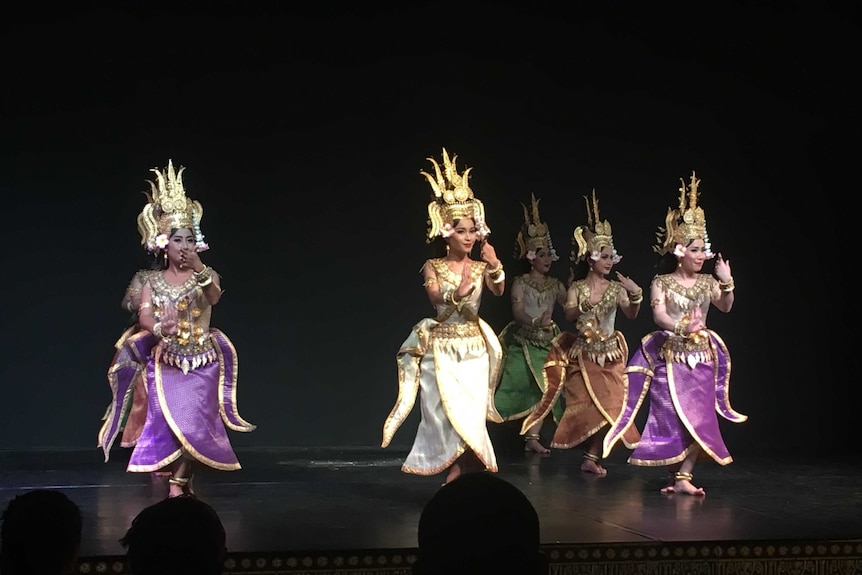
left=413, top=472, right=547, bottom=575
left=1, top=489, right=82, bottom=575
left=120, top=496, right=227, bottom=575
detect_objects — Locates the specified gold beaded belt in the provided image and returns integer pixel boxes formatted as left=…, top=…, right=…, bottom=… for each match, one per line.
left=513, top=324, right=558, bottom=347
left=571, top=335, right=622, bottom=361
left=431, top=322, right=482, bottom=339
left=661, top=332, right=715, bottom=364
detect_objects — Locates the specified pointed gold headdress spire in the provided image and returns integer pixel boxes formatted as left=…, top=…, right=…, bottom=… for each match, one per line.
left=422, top=148, right=489, bottom=242
left=653, top=171, right=713, bottom=257
left=514, top=193, right=558, bottom=261
left=136, top=160, right=209, bottom=252
left=572, top=189, right=620, bottom=264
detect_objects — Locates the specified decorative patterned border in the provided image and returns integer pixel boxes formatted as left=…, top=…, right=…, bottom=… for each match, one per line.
left=78, top=539, right=862, bottom=575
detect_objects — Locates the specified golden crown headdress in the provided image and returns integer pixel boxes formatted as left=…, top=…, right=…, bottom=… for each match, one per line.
left=136, top=160, right=209, bottom=252
left=421, top=148, right=489, bottom=242
left=572, top=190, right=620, bottom=264
left=653, top=171, right=713, bottom=257
left=515, top=193, right=558, bottom=261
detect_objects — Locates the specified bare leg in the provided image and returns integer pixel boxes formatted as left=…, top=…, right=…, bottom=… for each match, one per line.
left=445, top=450, right=483, bottom=484
left=660, top=446, right=705, bottom=495
left=168, top=458, right=195, bottom=498
left=523, top=421, right=550, bottom=454
left=580, top=435, right=607, bottom=475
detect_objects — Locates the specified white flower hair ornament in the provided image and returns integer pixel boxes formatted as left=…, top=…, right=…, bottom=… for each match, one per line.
left=611, top=249, right=622, bottom=264
left=526, top=249, right=537, bottom=261
left=673, top=243, right=687, bottom=258
left=475, top=219, right=491, bottom=239
left=440, top=223, right=455, bottom=238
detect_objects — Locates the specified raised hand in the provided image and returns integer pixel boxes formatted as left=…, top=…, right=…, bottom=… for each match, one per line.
left=688, top=305, right=705, bottom=333
left=615, top=271, right=641, bottom=295
left=181, top=247, right=204, bottom=272
left=456, top=262, right=476, bottom=300
left=479, top=240, right=499, bottom=267
left=539, top=305, right=554, bottom=327
left=714, top=253, right=732, bottom=283
left=160, top=302, right=179, bottom=336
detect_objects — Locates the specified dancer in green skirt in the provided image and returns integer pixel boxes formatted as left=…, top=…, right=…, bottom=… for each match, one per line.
left=494, top=194, right=566, bottom=453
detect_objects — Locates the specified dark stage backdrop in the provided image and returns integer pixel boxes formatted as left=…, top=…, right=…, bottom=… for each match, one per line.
left=1, top=2, right=856, bottom=456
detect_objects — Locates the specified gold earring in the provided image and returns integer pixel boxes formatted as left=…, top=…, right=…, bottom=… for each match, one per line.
left=677, top=261, right=682, bottom=268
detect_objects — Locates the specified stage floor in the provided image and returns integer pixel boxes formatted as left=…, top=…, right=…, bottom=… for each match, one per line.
left=1, top=443, right=860, bottom=557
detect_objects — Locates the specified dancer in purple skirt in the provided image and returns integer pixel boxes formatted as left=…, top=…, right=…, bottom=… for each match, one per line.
left=99, top=160, right=255, bottom=497
left=603, top=172, right=745, bottom=495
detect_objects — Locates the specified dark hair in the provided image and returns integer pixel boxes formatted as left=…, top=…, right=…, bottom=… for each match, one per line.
left=569, top=259, right=590, bottom=283
left=428, top=218, right=483, bottom=259
left=413, top=473, right=547, bottom=575
left=655, top=238, right=707, bottom=275
left=1, top=490, right=82, bottom=575
left=120, top=497, right=226, bottom=575
left=145, top=250, right=165, bottom=271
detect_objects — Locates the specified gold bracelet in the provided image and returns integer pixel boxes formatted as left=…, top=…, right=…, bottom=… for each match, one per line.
left=194, top=266, right=212, bottom=283
left=486, top=262, right=503, bottom=275
left=442, top=289, right=454, bottom=305
left=139, top=302, right=152, bottom=312
left=153, top=322, right=164, bottom=338
left=491, top=270, right=506, bottom=284
left=674, top=316, right=690, bottom=337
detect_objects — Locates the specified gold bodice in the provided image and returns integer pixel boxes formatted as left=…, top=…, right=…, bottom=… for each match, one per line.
left=149, top=271, right=216, bottom=372
left=653, top=274, right=720, bottom=364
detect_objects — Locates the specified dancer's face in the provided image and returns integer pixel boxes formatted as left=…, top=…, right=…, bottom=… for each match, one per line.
left=530, top=247, right=553, bottom=274
left=589, top=246, right=614, bottom=276
left=678, top=239, right=706, bottom=273
left=166, top=228, right=195, bottom=267
left=446, top=218, right=477, bottom=257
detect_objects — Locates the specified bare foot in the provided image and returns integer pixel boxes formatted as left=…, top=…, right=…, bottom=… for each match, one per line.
left=581, top=457, right=607, bottom=475
left=661, top=478, right=705, bottom=495
left=445, top=462, right=463, bottom=484
left=168, top=484, right=186, bottom=498
left=525, top=438, right=550, bottom=454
